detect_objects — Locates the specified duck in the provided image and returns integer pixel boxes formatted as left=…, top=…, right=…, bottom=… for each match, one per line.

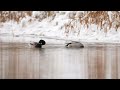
left=65, top=42, right=84, bottom=48
left=30, top=39, right=46, bottom=48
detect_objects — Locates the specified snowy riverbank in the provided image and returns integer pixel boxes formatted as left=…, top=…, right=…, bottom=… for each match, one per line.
left=1, top=34, right=120, bottom=47
left=0, top=11, right=120, bottom=44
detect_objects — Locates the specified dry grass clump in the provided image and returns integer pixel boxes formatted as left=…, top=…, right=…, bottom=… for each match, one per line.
left=0, top=11, right=32, bottom=23
left=62, top=11, right=120, bottom=36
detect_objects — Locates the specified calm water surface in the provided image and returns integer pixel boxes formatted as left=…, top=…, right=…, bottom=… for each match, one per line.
left=0, top=42, right=120, bottom=79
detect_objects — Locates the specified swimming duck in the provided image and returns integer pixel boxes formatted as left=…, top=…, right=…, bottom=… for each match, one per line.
left=30, top=39, right=46, bottom=48
left=65, top=42, right=84, bottom=48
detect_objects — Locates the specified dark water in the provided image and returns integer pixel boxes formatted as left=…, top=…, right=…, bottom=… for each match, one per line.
left=0, top=42, right=120, bottom=79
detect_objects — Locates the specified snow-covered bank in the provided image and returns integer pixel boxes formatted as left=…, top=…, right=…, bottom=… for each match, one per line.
left=0, top=11, right=120, bottom=44
left=1, top=35, right=120, bottom=47
left=0, top=34, right=67, bottom=44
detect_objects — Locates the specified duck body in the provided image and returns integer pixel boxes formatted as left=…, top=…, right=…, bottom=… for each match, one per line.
left=35, top=43, right=42, bottom=48
left=30, top=42, right=42, bottom=48
left=65, top=42, right=84, bottom=48
left=30, top=39, right=46, bottom=48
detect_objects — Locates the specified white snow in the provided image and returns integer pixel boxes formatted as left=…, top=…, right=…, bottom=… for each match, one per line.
left=0, top=11, right=120, bottom=44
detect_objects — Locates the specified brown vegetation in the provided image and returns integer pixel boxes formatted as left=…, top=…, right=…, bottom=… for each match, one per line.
left=1, top=11, right=120, bottom=35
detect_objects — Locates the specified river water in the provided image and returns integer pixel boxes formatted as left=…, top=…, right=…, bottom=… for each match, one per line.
left=0, top=42, right=120, bottom=79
